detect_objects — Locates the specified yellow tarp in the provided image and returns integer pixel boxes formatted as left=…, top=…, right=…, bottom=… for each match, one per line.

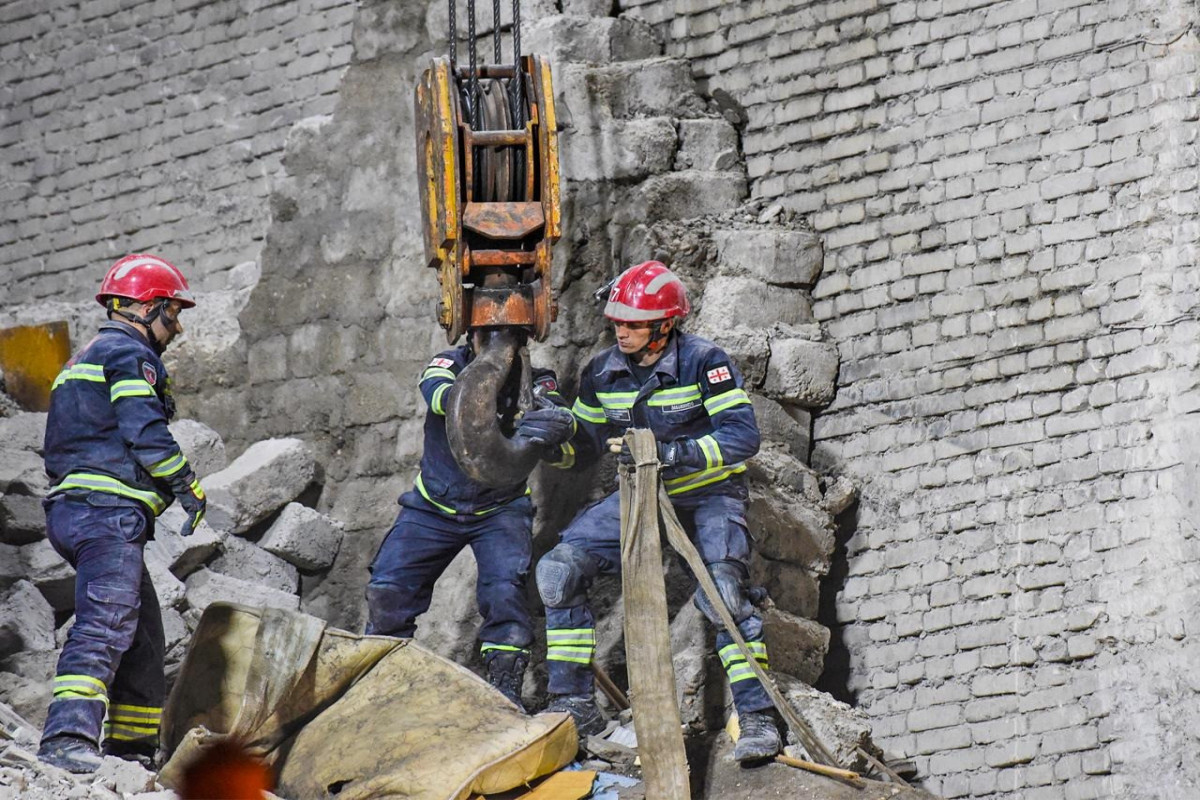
left=160, top=603, right=577, bottom=800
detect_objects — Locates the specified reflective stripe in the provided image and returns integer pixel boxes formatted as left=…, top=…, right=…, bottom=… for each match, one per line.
left=53, top=674, right=108, bottom=705
left=550, top=441, right=576, bottom=470
left=704, top=388, right=751, bottom=415
left=421, top=367, right=456, bottom=382
left=51, top=472, right=168, bottom=514
left=719, top=641, right=769, bottom=684
left=414, top=472, right=529, bottom=516
left=110, top=379, right=156, bottom=402
left=430, top=383, right=452, bottom=415
left=696, top=435, right=722, bottom=469
left=596, top=390, right=637, bottom=410
left=51, top=362, right=106, bottom=390
left=572, top=399, right=605, bottom=424
left=647, top=385, right=701, bottom=406
left=547, top=628, right=596, bottom=663
left=480, top=643, right=530, bottom=655
left=105, top=704, right=162, bottom=741
left=662, top=463, right=746, bottom=496
left=149, top=452, right=187, bottom=478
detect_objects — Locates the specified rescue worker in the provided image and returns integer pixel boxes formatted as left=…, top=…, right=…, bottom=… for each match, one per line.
left=536, top=261, right=782, bottom=762
left=364, top=329, right=576, bottom=712
left=37, top=254, right=207, bottom=773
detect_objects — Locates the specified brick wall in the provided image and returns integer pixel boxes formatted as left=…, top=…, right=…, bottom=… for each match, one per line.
left=619, top=0, right=1200, bottom=797
left=0, top=0, right=354, bottom=301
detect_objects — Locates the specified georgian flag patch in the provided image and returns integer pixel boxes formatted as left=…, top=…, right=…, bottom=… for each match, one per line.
left=430, top=357, right=455, bottom=368
left=141, top=361, right=157, bottom=386
left=706, top=366, right=731, bottom=384
left=536, top=376, right=558, bottom=392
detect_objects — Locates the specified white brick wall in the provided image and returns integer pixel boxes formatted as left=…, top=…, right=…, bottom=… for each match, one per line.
left=0, top=0, right=354, bottom=301
left=620, top=0, right=1200, bottom=796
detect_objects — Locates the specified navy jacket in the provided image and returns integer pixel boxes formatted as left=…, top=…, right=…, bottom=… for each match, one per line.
left=412, top=345, right=569, bottom=514
left=568, top=332, right=760, bottom=497
left=44, top=322, right=188, bottom=514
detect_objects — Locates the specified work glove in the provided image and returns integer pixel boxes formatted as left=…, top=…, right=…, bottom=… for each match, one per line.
left=515, top=406, right=576, bottom=447
left=607, top=437, right=690, bottom=468
left=168, top=467, right=206, bottom=537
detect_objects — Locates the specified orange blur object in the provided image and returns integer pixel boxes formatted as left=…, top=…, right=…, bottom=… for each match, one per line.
left=180, top=741, right=274, bottom=800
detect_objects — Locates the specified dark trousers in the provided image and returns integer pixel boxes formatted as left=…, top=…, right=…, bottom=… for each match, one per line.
left=41, top=494, right=165, bottom=748
left=541, top=487, right=772, bottom=714
left=365, top=492, right=534, bottom=651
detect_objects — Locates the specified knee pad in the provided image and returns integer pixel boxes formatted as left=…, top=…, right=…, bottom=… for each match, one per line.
left=693, top=561, right=755, bottom=628
left=536, top=543, right=596, bottom=608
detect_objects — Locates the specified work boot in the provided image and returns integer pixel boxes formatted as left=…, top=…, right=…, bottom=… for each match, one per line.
left=103, top=739, right=157, bottom=770
left=38, top=735, right=103, bottom=774
left=733, top=711, right=781, bottom=763
left=486, top=651, right=529, bottom=713
left=543, top=694, right=605, bottom=738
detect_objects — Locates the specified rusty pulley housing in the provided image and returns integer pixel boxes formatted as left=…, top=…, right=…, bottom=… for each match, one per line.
left=415, top=54, right=561, bottom=344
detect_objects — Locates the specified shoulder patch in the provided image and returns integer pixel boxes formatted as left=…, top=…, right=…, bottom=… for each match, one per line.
left=430, top=357, right=455, bottom=368
left=705, top=364, right=733, bottom=386
left=141, top=360, right=158, bottom=386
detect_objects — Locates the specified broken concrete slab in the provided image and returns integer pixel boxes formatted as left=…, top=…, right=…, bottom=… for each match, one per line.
left=713, top=227, right=824, bottom=287
left=0, top=492, right=45, bottom=546
left=557, top=59, right=702, bottom=125
left=676, top=118, right=740, bottom=172
left=0, top=543, right=20, bottom=592
left=763, top=608, right=829, bottom=686
left=0, top=581, right=55, bottom=658
left=561, top=117, right=677, bottom=182
left=148, top=507, right=225, bottom=577
left=617, top=171, right=748, bottom=223
left=762, top=333, right=840, bottom=409
left=0, top=669, right=51, bottom=731
left=168, top=418, right=228, bottom=479
left=19, top=540, right=75, bottom=612
left=776, top=673, right=884, bottom=773
left=96, top=750, right=159, bottom=794
left=0, top=412, right=47, bottom=455
left=746, top=484, right=836, bottom=574
left=203, top=438, right=317, bottom=534
left=143, top=547, right=186, bottom=611
left=209, top=536, right=300, bottom=595
left=696, top=275, right=814, bottom=330
left=183, top=569, right=299, bottom=614
left=527, top=15, right=661, bottom=65
left=751, top=555, right=821, bottom=620
left=259, top=502, right=343, bottom=572
left=0, top=449, right=46, bottom=495
left=751, top=396, right=812, bottom=462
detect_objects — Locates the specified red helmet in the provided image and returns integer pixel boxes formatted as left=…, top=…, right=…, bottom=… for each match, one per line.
left=603, top=261, right=690, bottom=322
left=96, top=254, right=196, bottom=308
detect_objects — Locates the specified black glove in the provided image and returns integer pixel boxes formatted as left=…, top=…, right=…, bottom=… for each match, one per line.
left=168, top=467, right=206, bottom=537
left=613, top=439, right=686, bottom=467
left=515, top=406, right=576, bottom=447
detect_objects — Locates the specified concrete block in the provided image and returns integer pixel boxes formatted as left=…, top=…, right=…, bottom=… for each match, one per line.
left=0, top=449, right=47, bottom=495
left=526, top=16, right=661, bottom=65
left=762, top=333, right=840, bottom=408
left=0, top=580, right=55, bottom=657
left=148, top=506, right=225, bottom=577
left=143, top=547, right=186, bottom=611
left=96, top=750, right=159, bottom=793
left=204, top=438, right=317, bottom=534
left=746, top=484, right=835, bottom=573
left=259, top=502, right=344, bottom=572
left=676, top=118, right=739, bottom=171
left=0, top=412, right=47, bottom=454
left=617, top=171, right=747, bottom=223
left=557, top=58, right=700, bottom=124
left=0, top=543, right=21, bottom=592
left=751, top=396, right=812, bottom=461
left=763, top=608, right=829, bottom=685
left=209, top=536, right=300, bottom=594
left=20, top=539, right=75, bottom=612
left=0, top=491, right=45, bottom=545
left=713, top=227, right=824, bottom=287
left=0, top=656, right=55, bottom=729
left=183, top=569, right=300, bottom=614
left=168, top=418, right=228, bottom=478
left=750, top=554, right=821, bottom=618
left=695, top=276, right=813, bottom=333
left=776, top=674, right=881, bottom=771
left=561, top=117, right=676, bottom=182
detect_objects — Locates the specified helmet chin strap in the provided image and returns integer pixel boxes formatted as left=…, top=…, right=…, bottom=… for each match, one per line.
left=631, top=320, right=674, bottom=364
left=109, top=298, right=169, bottom=354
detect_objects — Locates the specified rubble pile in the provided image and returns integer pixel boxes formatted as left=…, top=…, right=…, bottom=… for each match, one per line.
left=0, top=411, right=344, bottom=733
